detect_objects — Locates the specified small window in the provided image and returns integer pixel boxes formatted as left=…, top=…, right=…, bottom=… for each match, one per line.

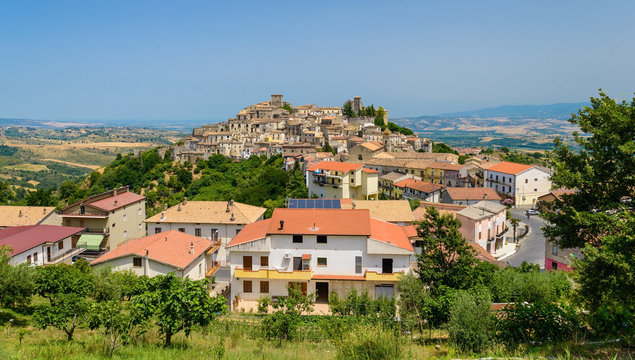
left=178, top=228, right=185, bottom=233
left=355, top=256, right=362, bottom=274
left=195, top=228, right=201, bottom=237
left=27, top=255, right=31, bottom=264
left=317, top=257, right=327, bottom=266
left=80, top=205, right=85, bottom=214
left=123, top=214, right=127, bottom=222
left=138, top=208, right=142, bottom=215
left=155, top=227, right=162, bottom=234
left=236, top=228, right=242, bottom=235
left=293, top=235, right=303, bottom=243
left=243, top=280, right=252, bottom=293
left=260, top=281, right=269, bottom=293
left=112, top=223, right=116, bottom=228
left=317, top=235, right=327, bottom=244
left=260, top=256, right=269, bottom=267
left=133, top=257, right=142, bottom=267
left=534, top=188, right=537, bottom=192
left=534, top=178, right=538, bottom=181
left=525, top=179, right=528, bottom=184
left=58, top=241, right=64, bottom=250
left=33, top=252, right=38, bottom=262
left=199, top=263, right=202, bottom=275
left=211, top=229, right=219, bottom=240
left=552, top=262, right=558, bottom=270
left=552, top=245, right=558, bottom=256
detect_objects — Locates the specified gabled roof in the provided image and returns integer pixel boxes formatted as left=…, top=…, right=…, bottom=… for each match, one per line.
left=89, top=191, right=145, bottom=211
left=427, top=161, right=465, bottom=171
left=145, top=201, right=265, bottom=224
left=486, top=161, right=534, bottom=175
left=0, top=206, right=56, bottom=227
left=369, top=218, right=414, bottom=251
left=0, top=225, right=84, bottom=256
left=307, top=161, right=363, bottom=173
left=444, top=187, right=502, bottom=201
left=456, top=201, right=507, bottom=220
left=413, top=203, right=466, bottom=221
left=380, top=172, right=411, bottom=182
left=394, top=178, right=443, bottom=193
left=402, top=224, right=419, bottom=239
left=340, top=199, right=414, bottom=223
left=359, top=141, right=383, bottom=151
left=91, top=230, right=212, bottom=269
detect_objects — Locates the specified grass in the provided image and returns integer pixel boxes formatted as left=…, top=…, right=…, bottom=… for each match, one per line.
left=3, top=164, right=49, bottom=172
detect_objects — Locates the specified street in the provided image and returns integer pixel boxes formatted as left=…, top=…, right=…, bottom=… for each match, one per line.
left=506, top=208, right=546, bottom=269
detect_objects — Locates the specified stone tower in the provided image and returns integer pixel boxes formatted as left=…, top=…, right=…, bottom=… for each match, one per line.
left=352, top=96, right=363, bottom=114
left=271, top=94, right=283, bottom=107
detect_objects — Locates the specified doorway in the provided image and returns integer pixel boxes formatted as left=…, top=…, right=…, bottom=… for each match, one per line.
left=315, top=282, right=329, bottom=303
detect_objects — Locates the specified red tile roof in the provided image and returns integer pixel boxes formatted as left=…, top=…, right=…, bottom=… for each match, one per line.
left=402, top=224, right=419, bottom=239
left=486, top=161, right=534, bottom=175
left=89, top=191, right=145, bottom=211
left=444, top=187, right=501, bottom=201
left=362, top=168, right=379, bottom=174
left=91, top=230, right=212, bottom=269
left=228, top=218, right=272, bottom=247
left=0, top=225, right=84, bottom=256
left=370, top=219, right=414, bottom=251
left=307, top=161, right=363, bottom=173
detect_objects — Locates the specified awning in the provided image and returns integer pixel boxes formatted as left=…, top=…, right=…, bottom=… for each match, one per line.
left=77, top=234, right=103, bottom=251
left=302, top=254, right=311, bottom=260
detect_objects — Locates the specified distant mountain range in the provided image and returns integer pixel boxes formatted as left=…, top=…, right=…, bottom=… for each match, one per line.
left=391, top=102, right=588, bottom=150
left=0, top=117, right=206, bottom=132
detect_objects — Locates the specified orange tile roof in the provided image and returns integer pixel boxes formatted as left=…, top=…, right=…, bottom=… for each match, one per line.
left=369, top=218, right=414, bottom=251
left=269, top=209, right=371, bottom=235
left=427, top=161, right=465, bottom=171
left=228, top=218, right=272, bottom=247
left=444, top=187, right=502, bottom=201
left=307, top=161, right=363, bottom=173
left=89, top=191, right=145, bottom=211
left=486, top=161, right=534, bottom=175
left=394, top=178, right=443, bottom=193
left=362, top=168, right=379, bottom=174
left=402, top=224, right=419, bottom=239
left=91, top=230, right=212, bottom=269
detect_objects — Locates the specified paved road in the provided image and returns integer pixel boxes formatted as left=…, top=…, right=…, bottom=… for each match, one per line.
left=506, top=208, right=546, bottom=268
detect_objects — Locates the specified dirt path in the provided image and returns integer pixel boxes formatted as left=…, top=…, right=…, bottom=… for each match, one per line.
left=41, top=158, right=101, bottom=170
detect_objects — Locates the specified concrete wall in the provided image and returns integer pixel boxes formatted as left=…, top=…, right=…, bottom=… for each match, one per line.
left=10, top=236, right=73, bottom=266
left=93, top=254, right=207, bottom=280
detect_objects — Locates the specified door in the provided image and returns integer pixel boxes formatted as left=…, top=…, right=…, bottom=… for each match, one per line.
left=315, top=282, right=329, bottom=303
left=382, top=258, right=393, bottom=274
left=293, top=257, right=302, bottom=271
left=243, top=256, right=252, bottom=270
left=46, top=247, right=51, bottom=262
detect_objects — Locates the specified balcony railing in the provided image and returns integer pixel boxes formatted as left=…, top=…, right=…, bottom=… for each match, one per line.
left=364, top=271, right=405, bottom=281
left=496, top=227, right=508, bottom=239
left=84, top=228, right=109, bottom=235
left=234, top=267, right=312, bottom=281
left=44, top=248, right=85, bottom=265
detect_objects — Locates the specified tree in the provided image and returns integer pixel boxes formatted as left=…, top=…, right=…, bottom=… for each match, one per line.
left=321, top=141, right=336, bottom=155
left=33, top=260, right=95, bottom=341
left=342, top=101, right=355, bottom=118
left=510, top=217, right=521, bottom=242
left=25, top=188, right=56, bottom=206
left=0, top=180, right=15, bottom=204
left=281, top=104, right=294, bottom=113
left=262, top=283, right=315, bottom=343
left=543, top=91, right=634, bottom=317
left=446, top=290, right=494, bottom=354
left=89, top=300, right=147, bottom=356
left=132, top=273, right=226, bottom=346
left=0, top=246, right=36, bottom=308
left=432, top=142, right=459, bottom=155
left=397, top=273, right=431, bottom=336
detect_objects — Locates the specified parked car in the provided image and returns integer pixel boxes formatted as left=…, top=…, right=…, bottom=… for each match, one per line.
left=526, top=209, right=539, bottom=216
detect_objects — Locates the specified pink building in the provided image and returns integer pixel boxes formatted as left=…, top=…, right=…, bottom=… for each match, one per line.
left=455, top=201, right=508, bottom=255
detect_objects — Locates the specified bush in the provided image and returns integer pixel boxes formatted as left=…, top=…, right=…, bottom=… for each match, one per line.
left=446, top=290, right=494, bottom=354
left=496, top=301, right=581, bottom=349
left=336, top=324, right=405, bottom=360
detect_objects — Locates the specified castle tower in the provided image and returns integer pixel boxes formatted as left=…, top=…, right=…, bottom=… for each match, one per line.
left=352, top=96, right=363, bottom=114
left=271, top=94, right=283, bottom=107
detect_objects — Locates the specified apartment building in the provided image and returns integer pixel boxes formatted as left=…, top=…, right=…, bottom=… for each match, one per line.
left=227, top=208, right=414, bottom=309
left=395, top=178, right=444, bottom=202
left=379, top=172, right=414, bottom=199
left=485, top=162, right=552, bottom=208
left=307, top=161, right=379, bottom=200
left=145, top=199, right=265, bottom=266
left=456, top=201, right=508, bottom=255
left=61, top=187, right=146, bottom=251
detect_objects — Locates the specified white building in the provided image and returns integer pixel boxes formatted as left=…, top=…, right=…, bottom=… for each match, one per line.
left=227, top=208, right=414, bottom=310
left=485, top=162, right=552, bottom=208
left=91, top=230, right=216, bottom=281
left=0, top=225, right=84, bottom=266
left=144, top=200, right=266, bottom=266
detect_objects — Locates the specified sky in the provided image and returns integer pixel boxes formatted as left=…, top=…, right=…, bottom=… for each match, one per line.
left=1, top=1, right=634, bottom=121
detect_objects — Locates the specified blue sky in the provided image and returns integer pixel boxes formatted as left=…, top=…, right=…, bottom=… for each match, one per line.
left=1, top=1, right=633, bottom=121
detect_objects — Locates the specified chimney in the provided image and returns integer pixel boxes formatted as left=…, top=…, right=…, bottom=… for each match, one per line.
left=114, top=200, right=118, bottom=206
left=230, top=212, right=235, bottom=221
left=18, top=210, right=23, bottom=217
left=164, top=203, right=168, bottom=211
left=352, top=201, right=356, bottom=209
left=279, top=220, right=284, bottom=230
left=183, top=197, right=187, bottom=205
left=113, top=188, right=117, bottom=196
left=189, top=241, right=194, bottom=255
left=160, top=212, right=165, bottom=221
left=177, top=204, right=181, bottom=211
left=43, top=207, right=47, bottom=214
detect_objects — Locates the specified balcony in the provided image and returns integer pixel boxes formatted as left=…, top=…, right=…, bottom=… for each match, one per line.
left=206, top=261, right=221, bottom=277
left=234, top=267, right=312, bottom=281
left=364, top=270, right=404, bottom=282
left=44, top=248, right=85, bottom=265
left=496, top=227, right=508, bottom=239
left=83, top=228, right=109, bottom=235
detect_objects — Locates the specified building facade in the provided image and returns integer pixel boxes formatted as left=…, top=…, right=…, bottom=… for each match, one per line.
left=307, top=161, right=379, bottom=200
left=485, top=162, right=551, bottom=208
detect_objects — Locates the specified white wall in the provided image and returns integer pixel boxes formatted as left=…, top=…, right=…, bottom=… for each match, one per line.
left=92, top=254, right=206, bottom=280
left=9, top=235, right=73, bottom=266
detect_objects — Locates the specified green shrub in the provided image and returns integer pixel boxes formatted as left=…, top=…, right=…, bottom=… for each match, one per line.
left=496, top=301, right=581, bottom=349
left=336, top=324, right=405, bottom=360
left=446, top=290, right=494, bottom=354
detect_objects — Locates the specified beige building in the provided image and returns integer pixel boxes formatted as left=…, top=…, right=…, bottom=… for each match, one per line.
left=0, top=206, right=60, bottom=228
left=348, top=141, right=384, bottom=162
left=61, top=186, right=146, bottom=250
left=144, top=200, right=266, bottom=266
left=307, top=161, right=379, bottom=200
left=485, top=162, right=552, bottom=208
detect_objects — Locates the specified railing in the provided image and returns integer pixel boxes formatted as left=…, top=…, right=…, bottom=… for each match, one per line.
left=206, top=261, right=221, bottom=277
left=83, top=228, right=109, bottom=235
left=364, top=271, right=404, bottom=281
left=234, top=267, right=312, bottom=280
left=44, top=248, right=85, bottom=265
left=496, top=227, right=508, bottom=239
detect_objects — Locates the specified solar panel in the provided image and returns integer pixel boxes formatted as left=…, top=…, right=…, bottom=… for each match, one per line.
left=287, top=198, right=342, bottom=209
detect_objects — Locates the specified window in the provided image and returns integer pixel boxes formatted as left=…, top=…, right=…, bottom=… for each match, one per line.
left=260, top=256, right=269, bottom=267
left=33, top=252, right=38, bottom=262
left=133, top=257, right=142, bottom=267
left=195, top=228, right=201, bottom=237
left=317, top=257, right=327, bottom=266
left=58, top=241, right=64, bottom=250
left=27, top=255, right=31, bottom=264
left=178, top=228, right=185, bottom=233
left=552, top=245, right=558, bottom=256
left=552, top=262, right=558, bottom=270
left=199, top=263, right=202, bottom=276
left=139, top=223, right=143, bottom=230
left=317, top=235, right=327, bottom=244
left=236, top=228, right=242, bottom=235
left=355, top=256, right=362, bottom=274
left=478, top=231, right=482, bottom=240
left=525, top=179, right=528, bottom=184
left=302, top=258, right=310, bottom=270
left=80, top=205, right=85, bottom=214
left=534, top=188, right=537, bottom=192
left=292, top=235, right=303, bottom=243
left=243, top=280, right=252, bottom=293
left=358, top=155, right=362, bottom=160
left=495, top=175, right=499, bottom=181
left=243, top=256, right=253, bottom=270
left=138, top=208, right=142, bottom=215
left=155, top=227, right=162, bottom=234
left=534, top=178, right=538, bottom=181
left=112, top=223, right=116, bottom=228
left=382, top=258, right=393, bottom=274
left=211, top=229, right=219, bottom=240
left=260, top=281, right=269, bottom=293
